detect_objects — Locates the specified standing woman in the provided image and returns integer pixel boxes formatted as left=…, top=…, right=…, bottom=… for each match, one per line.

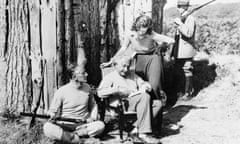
left=101, top=15, right=174, bottom=108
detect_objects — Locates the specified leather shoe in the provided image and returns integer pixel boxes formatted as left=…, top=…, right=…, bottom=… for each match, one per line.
left=138, top=134, right=161, bottom=144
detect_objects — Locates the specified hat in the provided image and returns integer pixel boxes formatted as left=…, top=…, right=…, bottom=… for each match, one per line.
left=177, top=0, right=190, bottom=6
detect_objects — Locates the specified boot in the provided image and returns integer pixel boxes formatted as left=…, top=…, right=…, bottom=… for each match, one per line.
left=181, top=76, right=194, bottom=101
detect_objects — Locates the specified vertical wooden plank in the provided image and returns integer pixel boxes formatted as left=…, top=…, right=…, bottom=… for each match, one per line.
left=0, top=0, right=6, bottom=58
left=99, top=0, right=108, bottom=62
left=29, top=0, right=44, bottom=113
left=41, top=0, right=57, bottom=111
left=152, top=0, right=166, bottom=33
left=56, top=0, right=67, bottom=87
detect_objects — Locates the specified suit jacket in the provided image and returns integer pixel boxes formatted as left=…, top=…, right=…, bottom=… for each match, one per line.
left=176, top=15, right=196, bottom=59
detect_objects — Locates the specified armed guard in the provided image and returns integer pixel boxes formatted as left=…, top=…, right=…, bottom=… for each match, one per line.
left=173, top=0, right=196, bottom=100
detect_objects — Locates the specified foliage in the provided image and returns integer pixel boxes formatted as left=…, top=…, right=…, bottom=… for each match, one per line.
left=164, top=17, right=240, bottom=55
left=195, top=17, right=240, bottom=55
left=164, top=3, right=240, bottom=55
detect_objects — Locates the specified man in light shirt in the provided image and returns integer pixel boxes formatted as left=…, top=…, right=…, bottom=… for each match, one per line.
left=43, top=65, right=105, bottom=143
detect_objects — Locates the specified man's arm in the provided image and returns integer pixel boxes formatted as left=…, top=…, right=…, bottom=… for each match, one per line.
left=175, top=16, right=195, bottom=38
left=98, top=75, right=119, bottom=98
left=48, top=89, right=63, bottom=118
left=88, top=94, right=98, bottom=121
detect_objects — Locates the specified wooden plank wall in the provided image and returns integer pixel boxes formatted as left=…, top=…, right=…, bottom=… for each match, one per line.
left=0, top=0, right=164, bottom=113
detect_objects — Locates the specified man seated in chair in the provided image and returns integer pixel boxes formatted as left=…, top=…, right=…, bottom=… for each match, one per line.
left=98, top=56, right=162, bottom=144
left=43, top=65, right=105, bottom=144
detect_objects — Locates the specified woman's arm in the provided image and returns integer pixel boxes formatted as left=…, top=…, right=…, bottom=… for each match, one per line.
left=100, top=34, right=131, bottom=68
left=112, top=35, right=131, bottom=60
left=152, top=31, right=175, bottom=45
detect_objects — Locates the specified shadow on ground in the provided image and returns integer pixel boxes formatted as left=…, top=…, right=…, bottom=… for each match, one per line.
left=161, top=105, right=207, bottom=138
left=163, top=60, right=217, bottom=107
left=193, top=60, right=217, bottom=95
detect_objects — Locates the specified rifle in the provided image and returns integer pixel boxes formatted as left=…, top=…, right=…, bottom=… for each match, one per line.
left=181, top=0, right=216, bottom=22
left=171, top=0, right=216, bottom=58
left=20, top=112, right=87, bottom=124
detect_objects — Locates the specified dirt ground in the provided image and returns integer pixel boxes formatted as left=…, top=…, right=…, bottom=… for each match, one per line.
left=160, top=55, right=240, bottom=144
left=0, top=54, right=240, bottom=144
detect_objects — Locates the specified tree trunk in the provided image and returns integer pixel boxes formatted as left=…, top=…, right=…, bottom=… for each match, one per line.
left=5, top=0, right=31, bottom=113
left=74, top=0, right=101, bottom=86
left=65, top=0, right=75, bottom=68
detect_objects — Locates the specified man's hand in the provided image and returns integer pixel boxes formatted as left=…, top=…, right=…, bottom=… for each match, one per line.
left=86, top=117, right=95, bottom=123
left=97, top=86, right=119, bottom=98
left=174, top=18, right=183, bottom=26
left=117, top=86, right=133, bottom=97
left=48, top=112, right=57, bottom=122
left=140, top=83, right=152, bottom=92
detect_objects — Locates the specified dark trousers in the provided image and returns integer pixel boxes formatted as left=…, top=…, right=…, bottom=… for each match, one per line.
left=135, top=54, right=164, bottom=100
left=173, top=58, right=193, bottom=94
left=135, top=54, right=164, bottom=133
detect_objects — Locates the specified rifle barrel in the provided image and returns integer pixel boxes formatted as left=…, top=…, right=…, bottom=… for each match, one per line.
left=20, top=112, right=86, bottom=123
left=193, top=0, right=216, bottom=12
left=182, top=0, right=216, bottom=21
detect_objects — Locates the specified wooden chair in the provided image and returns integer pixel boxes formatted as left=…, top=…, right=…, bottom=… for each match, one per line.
left=99, top=67, right=137, bottom=141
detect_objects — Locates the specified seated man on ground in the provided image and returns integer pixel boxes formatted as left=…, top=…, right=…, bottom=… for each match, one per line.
left=43, top=65, right=105, bottom=144
left=98, top=56, right=162, bottom=144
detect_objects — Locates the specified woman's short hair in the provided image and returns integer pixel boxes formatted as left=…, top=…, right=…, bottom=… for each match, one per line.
left=131, top=15, right=153, bottom=34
